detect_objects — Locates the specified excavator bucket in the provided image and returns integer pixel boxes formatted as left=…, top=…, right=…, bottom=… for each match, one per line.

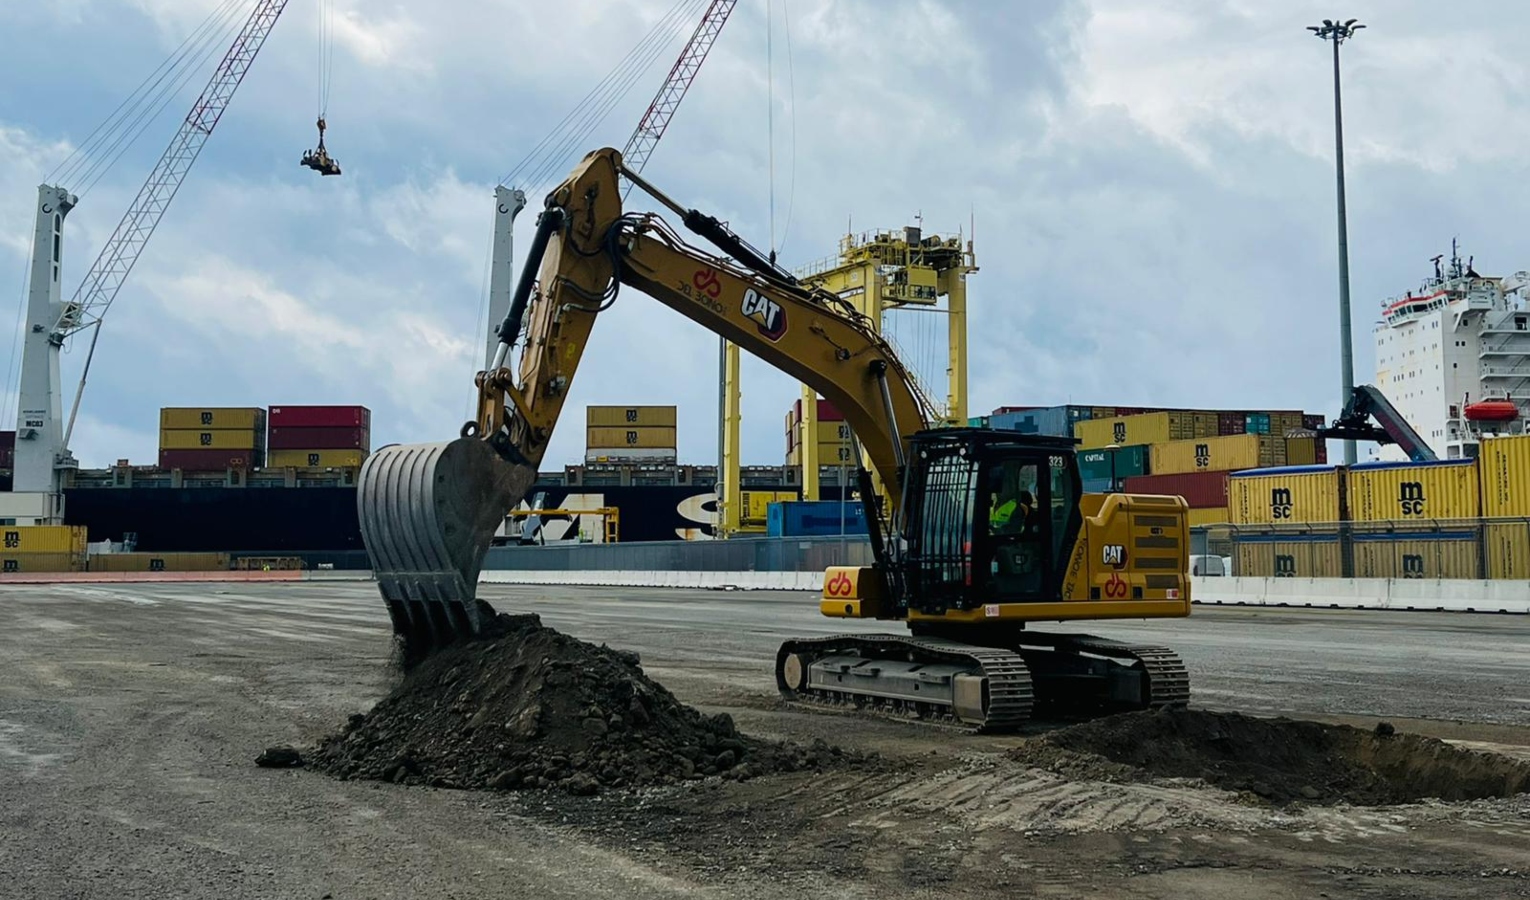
left=357, top=436, right=537, bottom=663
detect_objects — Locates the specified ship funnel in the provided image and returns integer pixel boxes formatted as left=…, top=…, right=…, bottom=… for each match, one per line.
left=357, top=438, right=536, bottom=664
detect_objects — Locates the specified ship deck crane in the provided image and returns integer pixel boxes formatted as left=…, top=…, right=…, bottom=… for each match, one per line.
left=14, top=0, right=290, bottom=520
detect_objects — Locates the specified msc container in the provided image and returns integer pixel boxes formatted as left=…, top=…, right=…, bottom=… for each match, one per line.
left=789, top=398, right=844, bottom=423
left=267, top=426, right=370, bottom=451
left=766, top=500, right=867, bottom=537
left=160, top=407, right=266, bottom=431
left=1284, top=436, right=1319, bottom=466
left=1477, top=434, right=1530, bottom=517
left=1234, top=536, right=1343, bottom=578
left=266, top=449, right=368, bottom=468
left=88, top=551, right=231, bottom=573
left=158, top=448, right=259, bottom=470
left=1228, top=466, right=1343, bottom=525
left=1485, top=520, right=1530, bottom=579
left=159, top=428, right=263, bottom=451
left=1187, top=507, right=1229, bottom=527
left=1150, top=434, right=1285, bottom=476
left=267, top=405, right=370, bottom=429
left=1078, top=445, right=1149, bottom=482
left=1347, top=459, right=1481, bottom=522
left=786, top=443, right=857, bottom=466
left=1075, top=412, right=1200, bottom=449
left=1122, top=470, right=1229, bottom=508
left=0, top=552, right=84, bottom=573
left=0, top=524, right=87, bottom=554
left=1351, top=534, right=1480, bottom=579
left=585, top=448, right=678, bottom=463
left=587, top=405, right=678, bottom=428
left=586, top=426, right=678, bottom=449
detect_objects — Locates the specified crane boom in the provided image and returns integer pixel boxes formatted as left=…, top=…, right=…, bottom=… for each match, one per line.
left=621, top=0, right=739, bottom=176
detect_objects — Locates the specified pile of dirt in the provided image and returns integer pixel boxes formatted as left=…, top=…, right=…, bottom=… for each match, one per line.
left=310, top=613, right=856, bottom=795
left=1011, top=707, right=1530, bottom=806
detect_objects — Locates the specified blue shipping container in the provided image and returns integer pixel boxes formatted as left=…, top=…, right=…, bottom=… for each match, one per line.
left=767, top=501, right=869, bottom=537
left=990, top=405, right=1082, bottom=437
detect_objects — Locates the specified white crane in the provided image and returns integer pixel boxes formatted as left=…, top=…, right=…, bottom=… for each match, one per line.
left=13, top=0, right=290, bottom=521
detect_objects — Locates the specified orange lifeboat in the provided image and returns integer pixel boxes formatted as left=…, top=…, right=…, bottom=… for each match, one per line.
left=1464, top=400, right=1519, bottom=422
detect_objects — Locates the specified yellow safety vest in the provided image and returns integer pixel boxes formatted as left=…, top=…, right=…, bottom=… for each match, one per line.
left=991, top=499, right=1017, bottom=528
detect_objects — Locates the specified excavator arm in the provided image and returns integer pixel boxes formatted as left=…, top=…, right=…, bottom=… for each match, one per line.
left=360, top=147, right=932, bottom=658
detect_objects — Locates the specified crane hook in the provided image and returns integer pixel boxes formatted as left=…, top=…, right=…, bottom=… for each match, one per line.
left=300, top=116, right=342, bottom=176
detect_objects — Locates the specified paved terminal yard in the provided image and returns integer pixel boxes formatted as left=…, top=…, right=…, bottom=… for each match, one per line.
left=2, top=580, right=1529, bottom=899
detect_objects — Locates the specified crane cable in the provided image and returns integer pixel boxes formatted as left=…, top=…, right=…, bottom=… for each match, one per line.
left=318, top=0, right=334, bottom=119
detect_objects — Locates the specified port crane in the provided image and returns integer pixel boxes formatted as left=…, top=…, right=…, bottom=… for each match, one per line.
left=13, top=0, right=290, bottom=520
left=483, top=0, right=737, bottom=368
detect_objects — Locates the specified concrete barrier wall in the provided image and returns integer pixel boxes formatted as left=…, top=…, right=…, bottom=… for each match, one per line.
left=481, top=569, right=826, bottom=591
left=1191, top=576, right=1530, bottom=614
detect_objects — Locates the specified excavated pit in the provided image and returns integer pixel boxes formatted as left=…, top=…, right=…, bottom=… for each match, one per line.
left=1012, top=707, right=1530, bottom=806
left=311, top=612, right=859, bottom=795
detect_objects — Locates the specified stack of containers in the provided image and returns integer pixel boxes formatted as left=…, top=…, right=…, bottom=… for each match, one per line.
left=1347, top=459, right=1481, bottom=579
left=1227, top=465, right=1345, bottom=577
left=1074, top=411, right=1217, bottom=449
left=0, top=524, right=88, bottom=572
left=159, top=407, right=267, bottom=470
left=1077, top=445, right=1148, bottom=493
left=586, top=405, right=676, bottom=463
left=267, top=405, right=371, bottom=468
left=1479, top=434, right=1530, bottom=578
left=785, top=399, right=853, bottom=466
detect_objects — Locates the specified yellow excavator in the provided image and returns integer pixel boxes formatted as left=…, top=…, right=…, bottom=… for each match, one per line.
left=357, top=147, right=1192, bottom=731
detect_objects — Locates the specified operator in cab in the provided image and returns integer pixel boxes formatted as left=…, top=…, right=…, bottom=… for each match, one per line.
left=988, top=468, right=1033, bottom=534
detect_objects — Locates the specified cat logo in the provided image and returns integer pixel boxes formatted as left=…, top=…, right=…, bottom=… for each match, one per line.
left=1271, top=487, right=1293, bottom=520
left=1398, top=481, right=1425, bottom=517
left=1194, top=443, right=1210, bottom=468
left=1101, top=544, right=1126, bottom=568
left=741, top=288, right=787, bottom=341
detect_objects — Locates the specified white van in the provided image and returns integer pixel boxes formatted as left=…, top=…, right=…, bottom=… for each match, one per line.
left=1189, top=554, right=1226, bottom=577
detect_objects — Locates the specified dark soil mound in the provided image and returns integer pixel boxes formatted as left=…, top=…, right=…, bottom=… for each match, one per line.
left=1012, top=707, right=1530, bottom=806
left=311, top=613, right=854, bottom=795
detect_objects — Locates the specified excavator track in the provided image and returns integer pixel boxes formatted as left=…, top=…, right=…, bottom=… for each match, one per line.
left=775, top=634, right=1035, bottom=733
left=1016, top=633, right=1191, bottom=711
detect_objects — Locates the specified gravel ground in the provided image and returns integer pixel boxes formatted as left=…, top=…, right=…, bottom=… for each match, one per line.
left=1, top=580, right=1528, bottom=899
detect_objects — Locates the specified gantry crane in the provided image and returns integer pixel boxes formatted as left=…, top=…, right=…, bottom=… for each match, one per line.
left=13, top=0, right=290, bottom=520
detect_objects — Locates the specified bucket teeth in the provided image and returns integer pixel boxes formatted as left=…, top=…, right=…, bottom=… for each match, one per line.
left=357, top=437, right=536, bottom=662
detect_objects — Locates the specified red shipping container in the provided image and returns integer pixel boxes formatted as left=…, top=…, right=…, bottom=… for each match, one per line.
left=1303, top=413, right=1326, bottom=430
left=0, top=430, right=15, bottom=450
left=159, top=448, right=259, bottom=470
left=790, top=398, right=844, bottom=422
left=1217, top=412, right=1245, bottom=435
left=268, top=425, right=370, bottom=451
left=990, top=406, right=1038, bottom=415
left=1315, top=441, right=1328, bottom=464
left=268, top=405, right=371, bottom=429
left=1122, top=470, right=1230, bottom=508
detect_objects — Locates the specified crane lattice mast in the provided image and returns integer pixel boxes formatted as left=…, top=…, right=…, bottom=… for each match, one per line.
left=622, top=0, right=738, bottom=177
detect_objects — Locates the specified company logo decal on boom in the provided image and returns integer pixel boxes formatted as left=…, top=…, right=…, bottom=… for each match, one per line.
left=741, top=288, right=787, bottom=341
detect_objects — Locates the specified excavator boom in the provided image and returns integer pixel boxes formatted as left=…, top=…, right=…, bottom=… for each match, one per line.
left=360, top=148, right=932, bottom=658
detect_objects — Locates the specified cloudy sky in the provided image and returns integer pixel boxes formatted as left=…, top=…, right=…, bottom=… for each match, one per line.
left=3, top=0, right=1528, bottom=470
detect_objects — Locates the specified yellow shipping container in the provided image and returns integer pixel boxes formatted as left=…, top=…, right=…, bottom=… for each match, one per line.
left=159, top=407, right=264, bottom=430
left=1284, top=437, right=1318, bottom=466
left=88, top=551, right=231, bottom=573
left=1234, top=538, right=1342, bottom=578
left=0, top=525, right=88, bottom=554
left=787, top=442, right=856, bottom=466
left=267, top=449, right=368, bottom=468
left=1076, top=412, right=1191, bottom=449
left=586, top=405, right=677, bottom=428
left=740, top=490, right=796, bottom=525
left=1352, top=536, right=1479, bottom=579
left=1485, top=521, right=1530, bottom=579
left=1150, top=434, right=1286, bottom=476
left=1192, top=412, right=1219, bottom=437
left=159, top=428, right=262, bottom=450
left=1187, top=507, right=1229, bottom=527
left=586, top=426, right=677, bottom=449
left=1477, top=434, right=1530, bottom=517
left=1347, top=460, right=1480, bottom=522
left=1228, top=468, right=1342, bottom=525
left=0, top=552, right=84, bottom=573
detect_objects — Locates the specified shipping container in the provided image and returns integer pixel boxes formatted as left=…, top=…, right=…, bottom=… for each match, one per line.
left=1485, top=520, right=1530, bottom=579
left=1315, top=441, right=1329, bottom=464
left=1272, top=412, right=1305, bottom=435
left=159, top=428, right=263, bottom=451
left=1192, top=412, right=1219, bottom=437
left=0, top=524, right=87, bottom=554
left=990, top=406, right=1038, bottom=416
left=267, top=405, right=370, bottom=429
left=268, top=426, right=370, bottom=451
left=790, top=398, right=844, bottom=422
left=766, top=500, right=868, bottom=537
left=1351, top=534, right=1479, bottom=579
left=740, top=490, right=797, bottom=526
left=1228, top=466, right=1342, bottom=525
left=1244, top=413, right=1271, bottom=435
left=990, top=405, right=1093, bottom=438
left=1078, top=445, right=1149, bottom=482
left=266, top=449, right=367, bottom=469
left=1303, top=413, right=1326, bottom=430
left=88, top=551, right=231, bottom=573
left=586, top=426, right=678, bottom=449
left=1217, top=412, right=1245, bottom=436
left=1477, top=434, right=1530, bottom=517
left=1234, top=535, right=1343, bottom=578
left=1187, top=507, right=1229, bottom=527
left=966, top=416, right=990, bottom=428
left=1122, top=470, right=1229, bottom=508
left=587, top=405, right=678, bottom=428
left=1150, top=434, right=1286, bottom=476
left=0, top=552, right=84, bottom=573
left=585, top=448, right=679, bottom=463
left=160, top=407, right=265, bottom=431
left=158, top=448, right=259, bottom=470
left=1347, top=459, right=1480, bottom=522
left=1081, top=477, right=1115, bottom=494
left=1284, top=436, right=1319, bottom=466
left=1075, top=412, right=1201, bottom=449
left=787, top=443, right=857, bottom=466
